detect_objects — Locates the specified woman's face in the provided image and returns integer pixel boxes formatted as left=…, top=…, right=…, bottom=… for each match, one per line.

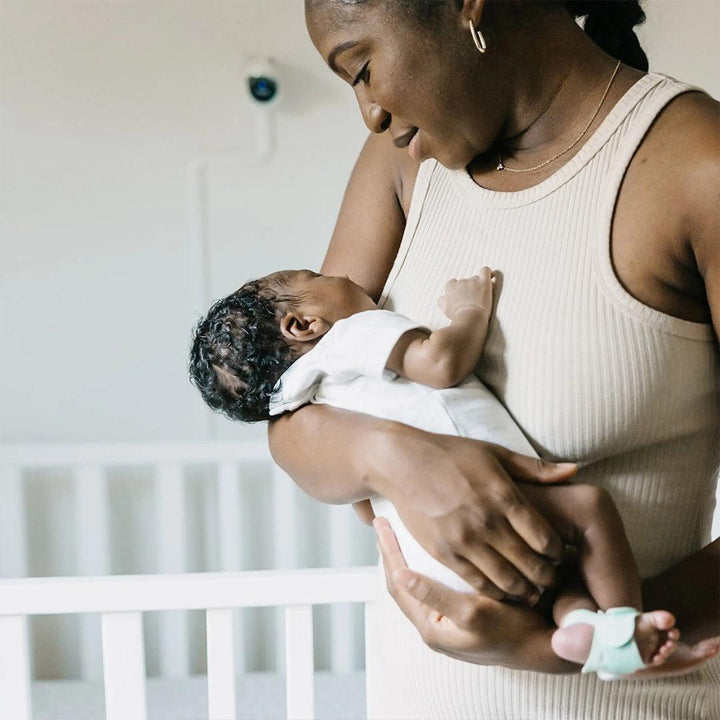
left=306, top=0, right=505, bottom=170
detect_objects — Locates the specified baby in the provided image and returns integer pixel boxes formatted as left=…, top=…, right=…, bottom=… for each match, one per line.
left=189, top=268, right=679, bottom=679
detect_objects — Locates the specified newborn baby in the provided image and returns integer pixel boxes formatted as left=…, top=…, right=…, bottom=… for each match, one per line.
left=189, top=268, right=678, bottom=679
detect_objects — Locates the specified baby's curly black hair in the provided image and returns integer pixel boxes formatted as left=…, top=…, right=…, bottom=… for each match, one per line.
left=189, top=271, right=302, bottom=423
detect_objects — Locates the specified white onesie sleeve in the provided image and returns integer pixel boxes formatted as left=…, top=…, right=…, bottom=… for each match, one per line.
left=268, top=310, right=426, bottom=416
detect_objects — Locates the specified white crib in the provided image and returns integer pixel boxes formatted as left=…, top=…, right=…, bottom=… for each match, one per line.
left=0, top=442, right=380, bottom=720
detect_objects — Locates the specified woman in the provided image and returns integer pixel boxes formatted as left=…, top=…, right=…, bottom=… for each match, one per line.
left=270, top=0, right=720, bottom=717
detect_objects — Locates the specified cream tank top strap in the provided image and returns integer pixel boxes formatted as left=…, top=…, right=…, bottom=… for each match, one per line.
left=591, top=74, right=711, bottom=339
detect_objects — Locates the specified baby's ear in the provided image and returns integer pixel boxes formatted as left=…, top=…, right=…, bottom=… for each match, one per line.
left=280, top=312, right=330, bottom=344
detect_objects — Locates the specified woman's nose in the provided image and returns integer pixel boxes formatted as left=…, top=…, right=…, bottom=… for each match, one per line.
left=360, top=98, right=391, bottom=134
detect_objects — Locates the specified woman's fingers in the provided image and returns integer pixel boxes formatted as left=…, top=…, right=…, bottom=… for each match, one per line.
left=375, top=518, right=442, bottom=625
left=375, top=516, right=462, bottom=620
left=375, top=517, right=564, bottom=671
left=376, top=430, right=576, bottom=593
left=459, top=540, right=544, bottom=602
left=375, top=518, right=475, bottom=644
left=492, top=447, right=576, bottom=563
left=495, top=445, right=578, bottom=485
left=438, top=555, right=507, bottom=601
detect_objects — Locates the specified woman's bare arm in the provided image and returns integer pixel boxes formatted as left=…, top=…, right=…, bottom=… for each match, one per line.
left=659, top=93, right=720, bottom=643
left=321, top=132, right=412, bottom=299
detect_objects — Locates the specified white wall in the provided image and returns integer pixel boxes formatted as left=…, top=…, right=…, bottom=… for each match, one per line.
left=0, top=0, right=367, bottom=443
left=639, top=0, right=720, bottom=93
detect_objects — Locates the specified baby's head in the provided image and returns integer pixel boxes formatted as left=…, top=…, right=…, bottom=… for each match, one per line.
left=189, top=269, right=375, bottom=422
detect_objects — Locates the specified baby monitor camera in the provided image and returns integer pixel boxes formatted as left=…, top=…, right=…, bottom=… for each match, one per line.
left=246, top=58, right=280, bottom=104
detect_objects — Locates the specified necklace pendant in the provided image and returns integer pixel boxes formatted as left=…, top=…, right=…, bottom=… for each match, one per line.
left=496, top=161, right=505, bottom=171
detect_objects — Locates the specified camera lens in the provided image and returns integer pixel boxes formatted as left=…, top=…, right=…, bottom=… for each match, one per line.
left=249, top=76, right=278, bottom=103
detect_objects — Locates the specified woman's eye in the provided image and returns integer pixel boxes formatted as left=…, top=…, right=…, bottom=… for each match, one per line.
left=352, top=62, right=370, bottom=87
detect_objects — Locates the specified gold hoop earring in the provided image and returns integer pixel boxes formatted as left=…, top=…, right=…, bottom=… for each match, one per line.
left=468, top=19, right=487, bottom=54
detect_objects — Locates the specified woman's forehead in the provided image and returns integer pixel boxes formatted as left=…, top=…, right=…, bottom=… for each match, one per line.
left=306, top=0, right=413, bottom=61
left=306, top=0, right=370, bottom=36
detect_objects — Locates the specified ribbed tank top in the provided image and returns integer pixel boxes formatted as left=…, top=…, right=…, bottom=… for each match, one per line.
left=365, top=73, right=720, bottom=720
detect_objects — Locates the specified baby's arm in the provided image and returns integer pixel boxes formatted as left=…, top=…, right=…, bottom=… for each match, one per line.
left=385, top=268, right=494, bottom=388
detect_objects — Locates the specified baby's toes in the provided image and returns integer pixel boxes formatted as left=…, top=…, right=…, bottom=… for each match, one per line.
left=653, top=637, right=678, bottom=664
left=649, top=610, right=676, bottom=631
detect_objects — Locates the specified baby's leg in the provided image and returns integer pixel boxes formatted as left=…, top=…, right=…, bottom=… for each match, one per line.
left=521, top=484, right=640, bottom=608
left=521, top=484, right=678, bottom=671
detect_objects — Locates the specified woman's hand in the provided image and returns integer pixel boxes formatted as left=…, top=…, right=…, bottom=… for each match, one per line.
left=374, top=517, right=573, bottom=672
left=271, top=405, right=576, bottom=602
left=376, top=518, right=720, bottom=676
left=370, top=425, right=577, bottom=603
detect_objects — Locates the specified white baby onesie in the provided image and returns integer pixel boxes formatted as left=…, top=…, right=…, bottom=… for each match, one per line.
left=269, top=309, right=538, bottom=592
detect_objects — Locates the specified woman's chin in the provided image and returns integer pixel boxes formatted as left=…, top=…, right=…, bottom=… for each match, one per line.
left=432, top=146, right=481, bottom=172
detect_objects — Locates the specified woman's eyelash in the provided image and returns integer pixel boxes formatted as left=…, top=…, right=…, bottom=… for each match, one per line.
left=352, top=62, right=370, bottom=87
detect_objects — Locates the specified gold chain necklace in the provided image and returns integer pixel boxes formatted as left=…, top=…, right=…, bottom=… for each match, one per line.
left=496, top=60, right=621, bottom=174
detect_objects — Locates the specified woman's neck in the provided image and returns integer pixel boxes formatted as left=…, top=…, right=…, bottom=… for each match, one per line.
left=470, top=6, right=645, bottom=184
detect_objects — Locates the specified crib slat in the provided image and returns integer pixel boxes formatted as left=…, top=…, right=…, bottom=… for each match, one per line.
left=364, top=593, right=380, bottom=720
left=101, top=612, right=147, bottom=720
left=75, top=465, right=110, bottom=574
left=0, top=615, right=32, bottom=720
left=218, top=462, right=242, bottom=570
left=0, top=468, right=28, bottom=577
left=272, top=466, right=297, bottom=569
left=329, top=504, right=355, bottom=673
left=206, top=608, right=236, bottom=720
left=75, top=465, right=109, bottom=682
left=217, top=461, right=245, bottom=673
left=156, top=463, right=189, bottom=678
left=285, top=605, right=314, bottom=720
left=273, top=466, right=297, bottom=672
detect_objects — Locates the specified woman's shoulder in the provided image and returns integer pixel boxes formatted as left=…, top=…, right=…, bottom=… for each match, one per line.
left=642, top=86, right=720, bottom=277
left=645, top=86, right=720, bottom=174
left=634, top=86, right=719, bottom=218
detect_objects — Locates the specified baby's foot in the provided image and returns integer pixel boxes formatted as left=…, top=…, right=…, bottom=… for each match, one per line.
left=634, top=611, right=679, bottom=666
left=551, top=609, right=679, bottom=672
left=631, top=636, right=720, bottom=679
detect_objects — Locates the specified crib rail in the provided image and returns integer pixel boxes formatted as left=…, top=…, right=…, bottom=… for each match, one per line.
left=0, top=441, right=271, bottom=467
left=0, top=441, right=370, bottom=681
left=0, top=566, right=377, bottom=720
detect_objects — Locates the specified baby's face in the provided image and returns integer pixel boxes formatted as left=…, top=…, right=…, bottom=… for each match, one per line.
left=291, top=270, right=377, bottom=322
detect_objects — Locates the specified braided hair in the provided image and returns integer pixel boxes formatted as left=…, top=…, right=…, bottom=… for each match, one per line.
left=564, top=1, right=648, bottom=71
left=189, top=273, right=300, bottom=423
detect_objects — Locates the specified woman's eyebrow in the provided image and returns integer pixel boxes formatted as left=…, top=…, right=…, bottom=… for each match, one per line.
left=328, top=41, right=359, bottom=73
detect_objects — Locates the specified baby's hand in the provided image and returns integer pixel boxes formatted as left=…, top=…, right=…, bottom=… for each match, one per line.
left=438, top=268, right=495, bottom=320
